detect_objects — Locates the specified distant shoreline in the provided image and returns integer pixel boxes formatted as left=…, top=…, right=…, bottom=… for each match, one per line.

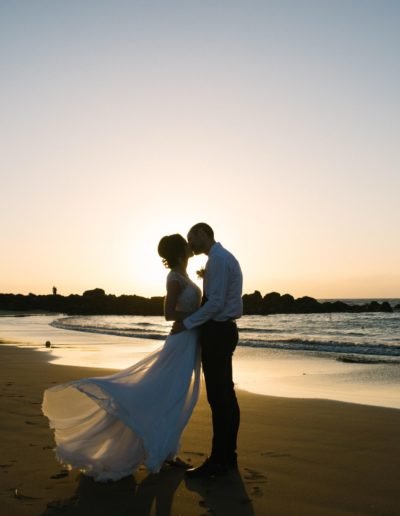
left=0, top=288, right=399, bottom=316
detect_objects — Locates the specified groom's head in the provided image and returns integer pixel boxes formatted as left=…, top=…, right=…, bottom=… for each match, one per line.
left=187, top=223, right=215, bottom=255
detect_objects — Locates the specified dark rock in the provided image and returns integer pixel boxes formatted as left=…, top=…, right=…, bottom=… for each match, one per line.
left=281, top=293, right=295, bottom=304
left=381, top=302, right=393, bottom=313
left=259, top=292, right=296, bottom=314
left=262, top=292, right=281, bottom=314
left=294, top=296, right=321, bottom=313
left=242, top=291, right=263, bottom=314
left=83, top=288, right=106, bottom=298
left=329, top=301, right=352, bottom=312
left=263, top=292, right=281, bottom=304
left=368, top=301, right=379, bottom=311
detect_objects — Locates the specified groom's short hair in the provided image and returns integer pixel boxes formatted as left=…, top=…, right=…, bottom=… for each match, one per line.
left=189, top=223, right=214, bottom=239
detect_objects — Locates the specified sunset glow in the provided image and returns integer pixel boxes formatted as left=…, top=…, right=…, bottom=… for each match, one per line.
left=1, top=1, right=399, bottom=299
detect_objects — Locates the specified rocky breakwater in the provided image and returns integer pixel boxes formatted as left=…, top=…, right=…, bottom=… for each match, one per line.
left=242, top=291, right=394, bottom=315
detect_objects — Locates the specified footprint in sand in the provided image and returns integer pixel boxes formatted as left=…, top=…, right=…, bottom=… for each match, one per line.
left=50, top=470, right=69, bottom=479
left=14, top=488, right=40, bottom=501
left=185, top=450, right=206, bottom=456
left=243, top=468, right=267, bottom=483
left=250, top=485, right=263, bottom=498
left=261, top=451, right=291, bottom=458
left=0, top=464, right=12, bottom=473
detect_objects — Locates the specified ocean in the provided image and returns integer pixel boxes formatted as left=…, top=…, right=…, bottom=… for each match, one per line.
left=51, top=304, right=400, bottom=364
left=1, top=301, right=399, bottom=409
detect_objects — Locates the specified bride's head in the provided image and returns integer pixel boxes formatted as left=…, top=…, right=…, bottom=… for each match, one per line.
left=158, top=234, right=191, bottom=269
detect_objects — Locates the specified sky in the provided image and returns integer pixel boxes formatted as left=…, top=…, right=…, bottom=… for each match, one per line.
left=1, top=0, right=399, bottom=299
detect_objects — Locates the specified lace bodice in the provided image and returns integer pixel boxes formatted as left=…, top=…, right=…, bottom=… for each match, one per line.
left=167, top=271, right=202, bottom=314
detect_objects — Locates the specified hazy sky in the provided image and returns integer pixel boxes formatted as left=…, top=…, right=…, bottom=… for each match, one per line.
left=1, top=1, right=399, bottom=298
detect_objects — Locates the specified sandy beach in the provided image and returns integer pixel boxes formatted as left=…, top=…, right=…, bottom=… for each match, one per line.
left=0, top=343, right=399, bottom=515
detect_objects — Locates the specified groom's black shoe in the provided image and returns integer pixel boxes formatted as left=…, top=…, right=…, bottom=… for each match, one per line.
left=185, top=458, right=234, bottom=478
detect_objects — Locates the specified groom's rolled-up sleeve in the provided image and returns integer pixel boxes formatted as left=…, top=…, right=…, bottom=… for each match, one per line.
left=183, top=254, right=229, bottom=330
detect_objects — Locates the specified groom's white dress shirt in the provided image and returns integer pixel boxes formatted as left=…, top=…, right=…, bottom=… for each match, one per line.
left=183, top=242, right=243, bottom=330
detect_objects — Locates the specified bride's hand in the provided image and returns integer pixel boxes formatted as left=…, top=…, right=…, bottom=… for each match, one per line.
left=171, top=321, right=185, bottom=334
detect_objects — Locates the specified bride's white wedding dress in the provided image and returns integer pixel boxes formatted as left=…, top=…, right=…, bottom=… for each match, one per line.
left=42, top=272, right=201, bottom=481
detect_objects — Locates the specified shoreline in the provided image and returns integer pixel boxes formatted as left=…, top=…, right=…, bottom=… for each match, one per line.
left=0, top=315, right=400, bottom=409
left=1, top=313, right=400, bottom=410
left=1, top=343, right=400, bottom=515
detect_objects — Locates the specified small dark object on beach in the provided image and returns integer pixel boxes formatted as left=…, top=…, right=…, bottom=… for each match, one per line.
left=45, top=341, right=51, bottom=348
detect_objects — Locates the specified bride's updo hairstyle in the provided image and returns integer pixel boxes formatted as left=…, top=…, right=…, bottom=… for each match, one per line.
left=158, top=234, right=187, bottom=269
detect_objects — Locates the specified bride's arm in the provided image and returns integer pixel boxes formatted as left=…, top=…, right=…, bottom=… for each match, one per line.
left=164, top=279, right=190, bottom=322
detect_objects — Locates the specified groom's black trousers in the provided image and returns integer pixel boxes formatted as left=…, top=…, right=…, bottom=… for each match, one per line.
left=199, top=319, right=240, bottom=465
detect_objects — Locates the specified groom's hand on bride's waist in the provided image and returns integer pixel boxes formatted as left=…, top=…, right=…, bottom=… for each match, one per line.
left=171, top=321, right=186, bottom=334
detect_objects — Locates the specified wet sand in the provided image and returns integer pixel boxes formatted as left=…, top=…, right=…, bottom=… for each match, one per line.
left=0, top=343, right=400, bottom=515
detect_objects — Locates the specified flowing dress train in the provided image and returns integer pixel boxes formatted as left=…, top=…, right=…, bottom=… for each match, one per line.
left=42, top=272, right=201, bottom=481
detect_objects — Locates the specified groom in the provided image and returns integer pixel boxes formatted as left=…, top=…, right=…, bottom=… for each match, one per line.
left=172, top=222, right=243, bottom=477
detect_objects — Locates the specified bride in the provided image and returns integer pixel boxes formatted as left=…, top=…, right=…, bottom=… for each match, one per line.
left=42, top=234, right=202, bottom=481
